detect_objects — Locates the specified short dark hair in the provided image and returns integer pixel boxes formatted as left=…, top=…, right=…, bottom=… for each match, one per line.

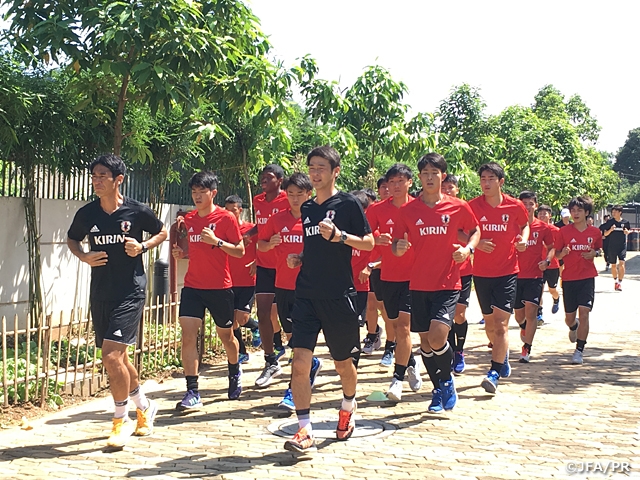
left=519, top=190, right=538, bottom=203
left=90, top=154, right=126, bottom=178
left=417, top=153, right=447, bottom=174
left=586, top=214, right=594, bottom=220
left=442, top=174, right=458, bottom=186
left=283, top=172, right=313, bottom=192
left=224, top=194, right=243, bottom=206
left=611, top=204, right=624, bottom=213
left=568, top=195, right=594, bottom=216
left=537, top=204, right=553, bottom=214
left=188, top=171, right=218, bottom=190
left=363, top=188, right=377, bottom=202
left=350, top=190, right=371, bottom=210
left=603, top=214, right=611, bottom=220
left=261, top=164, right=285, bottom=180
left=478, top=162, right=505, bottom=180
left=385, top=163, right=413, bottom=182
left=307, top=145, right=341, bottom=170
left=377, top=177, right=387, bottom=189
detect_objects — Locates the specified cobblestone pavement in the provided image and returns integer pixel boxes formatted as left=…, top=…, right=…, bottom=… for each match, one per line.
left=1, top=255, right=639, bottom=479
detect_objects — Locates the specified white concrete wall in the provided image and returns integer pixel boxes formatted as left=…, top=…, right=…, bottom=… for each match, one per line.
left=0, top=197, right=191, bottom=329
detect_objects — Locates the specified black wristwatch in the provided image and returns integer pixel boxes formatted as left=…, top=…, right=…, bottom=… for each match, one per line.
left=468, top=245, right=474, bottom=254
left=212, top=239, right=224, bottom=249
left=339, top=231, right=348, bottom=244
left=140, top=242, right=148, bottom=254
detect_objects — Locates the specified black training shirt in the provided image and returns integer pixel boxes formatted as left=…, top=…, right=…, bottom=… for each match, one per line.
left=68, top=197, right=164, bottom=302
left=295, top=191, right=371, bottom=299
left=602, top=217, right=631, bottom=249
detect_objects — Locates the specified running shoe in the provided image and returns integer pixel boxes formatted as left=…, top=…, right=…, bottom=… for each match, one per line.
left=519, top=346, right=530, bottom=363
left=406, top=362, right=423, bottom=392
left=255, top=363, right=282, bottom=387
left=362, top=329, right=382, bottom=354
left=336, top=402, right=356, bottom=440
left=428, top=389, right=443, bottom=413
left=479, top=318, right=485, bottom=325
left=551, top=300, right=560, bottom=314
left=251, top=328, right=262, bottom=348
left=238, top=353, right=250, bottom=364
left=275, top=346, right=286, bottom=361
left=358, top=315, right=366, bottom=328
left=386, top=378, right=403, bottom=402
left=487, top=342, right=493, bottom=349
left=380, top=349, right=394, bottom=367
left=284, top=427, right=316, bottom=453
left=500, top=352, right=511, bottom=378
left=615, top=282, right=622, bottom=292
left=537, top=314, right=544, bottom=327
left=310, top=357, right=323, bottom=388
left=481, top=370, right=500, bottom=394
left=228, top=371, right=242, bottom=400
left=572, top=349, right=583, bottom=365
left=440, top=377, right=457, bottom=411
left=176, top=390, right=203, bottom=411
left=569, top=319, right=580, bottom=343
left=278, top=388, right=295, bottom=411
left=453, top=351, right=465, bottom=374
left=107, top=417, right=133, bottom=447
left=134, top=399, right=158, bottom=437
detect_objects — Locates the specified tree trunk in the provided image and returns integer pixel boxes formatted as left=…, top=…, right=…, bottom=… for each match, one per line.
left=113, top=72, right=130, bottom=156
left=22, top=161, right=43, bottom=329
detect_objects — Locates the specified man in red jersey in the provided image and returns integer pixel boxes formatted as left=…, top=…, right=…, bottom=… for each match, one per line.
left=224, top=195, right=261, bottom=364
left=555, top=196, right=602, bottom=365
left=469, top=162, right=529, bottom=394
left=252, top=164, right=291, bottom=387
left=536, top=205, right=562, bottom=319
left=393, top=153, right=480, bottom=412
left=172, top=172, right=245, bottom=407
left=350, top=190, right=375, bottom=328
left=441, top=175, right=473, bottom=374
left=514, top=192, right=555, bottom=363
left=367, top=164, right=422, bottom=402
left=258, top=173, right=322, bottom=411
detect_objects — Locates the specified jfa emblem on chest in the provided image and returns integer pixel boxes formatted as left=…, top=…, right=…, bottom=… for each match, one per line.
left=587, top=237, right=593, bottom=245
left=533, top=232, right=539, bottom=238
left=502, top=214, right=509, bottom=223
left=272, top=208, right=279, bottom=215
left=121, top=221, right=131, bottom=233
left=209, top=223, right=217, bottom=231
left=441, top=214, right=450, bottom=225
left=325, top=210, right=336, bottom=221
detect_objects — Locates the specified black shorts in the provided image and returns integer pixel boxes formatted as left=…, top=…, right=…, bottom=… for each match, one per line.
left=543, top=268, right=560, bottom=289
left=233, top=286, right=255, bottom=313
left=356, top=291, right=368, bottom=323
left=91, top=297, right=144, bottom=348
left=291, top=290, right=361, bottom=362
left=562, top=278, right=595, bottom=314
left=602, top=239, right=610, bottom=263
left=607, top=245, right=626, bottom=263
left=473, top=274, right=518, bottom=315
left=380, top=280, right=411, bottom=319
left=255, top=266, right=276, bottom=295
left=410, top=290, right=459, bottom=332
left=457, top=275, right=473, bottom=307
left=515, top=277, right=544, bottom=309
left=369, top=269, right=383, bottom=301
left=179, top=287, right=234, bottom=328
left=275, top=287, right=295, bottom=334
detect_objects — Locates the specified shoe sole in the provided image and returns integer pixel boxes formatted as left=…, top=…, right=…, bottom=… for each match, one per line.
left=134, top=401, right=158, bottom=437
left=481, top=378, right=497, bottom=394
left=228, top=389, right=242, bottom=400
left=386, top=391, right=402, bottom=402
left=428, top=407, right=444, bottom=414
left=175, top=402, right=203, bottom=412
left=284, top=441, right=317, bottom=453
left=519, top=358, right=529, bottom=363
left=278, top=403, right=295, bottom=412
left=255, top=369, right=282, bottom=388
left=336, top=427, right=355, bottom=441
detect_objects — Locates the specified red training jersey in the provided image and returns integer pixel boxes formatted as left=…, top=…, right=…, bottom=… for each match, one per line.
left=468, top=194, right=529, bottom=278
left=183, top=207, right=241, bottom=290
left=554, top=224, right=602, bottom=281
left=228, top=222, right=256, bottom=287
left=259, top=210, right=303, bottom=291
left=351, top=247, right=371, bottom=292
left=394, top=196, right=478, bottom=291
left=545, top=223, right=561, bottom=269
left=253, top=190, right=290, bottom=269
left=517, top=218, right=555, bottom=279
left=366, top=197, right=415, bottom=282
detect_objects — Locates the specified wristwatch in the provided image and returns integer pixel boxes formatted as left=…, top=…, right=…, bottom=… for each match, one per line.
left=367, top=262, right=376, bottom=270
left=468, top=246, right=474, bottom=254
left=217, top=239, right=224, bottom=248
left=140, top=242, right=148, bottom=254
left=339, top=231, right=348, bottom=244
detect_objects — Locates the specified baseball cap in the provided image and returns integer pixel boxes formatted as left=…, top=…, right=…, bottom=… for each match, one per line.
left=560, top=208, right=570, bottom=218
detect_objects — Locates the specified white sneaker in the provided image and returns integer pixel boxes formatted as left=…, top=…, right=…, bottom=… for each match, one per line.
left=568, top=319, right=579, bottom=343
left=386, top=378, right=403, bottom=402
left=406, top=363, right=422, bottom=392
left=571, top=349, right=583, bottom=365
left=255, top=363, right=282, bottom=387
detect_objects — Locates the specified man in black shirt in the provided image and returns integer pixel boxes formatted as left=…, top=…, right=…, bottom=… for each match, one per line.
left=67, top=154, right=167, bottom=447
left=599, top=214, right=611, bottom=271
left=283, top=146, right=374, bottom=453
left=554, top=208, right=572, bottom=229
left=602, top=205, right=631, bottom=291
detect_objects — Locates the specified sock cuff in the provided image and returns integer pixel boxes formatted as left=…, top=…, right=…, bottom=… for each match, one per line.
left=433, top=342, right=450, bottom=356
left=343, top=393, right=355, bottom=401
left=129, top=386, right=140, bottom=396
left=114, top=399, right=129, bottom=407
left=420, top=348, right=433, bottom=358
left=295, top=408, right=310, bottom=417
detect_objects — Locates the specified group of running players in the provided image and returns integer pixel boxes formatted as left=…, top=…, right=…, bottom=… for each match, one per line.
left=67, top=146, right=624, bottom=452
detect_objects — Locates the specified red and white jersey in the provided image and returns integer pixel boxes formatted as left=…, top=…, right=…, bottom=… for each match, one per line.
left=517, top=218, right=555, bottom=279
left=184, top=207, right=241, bottom=290
left=366, top=197, right=414, bottom=282
left=394, top=196, right=478, bottom=291
left=554, top=224, right=602, bottom=281
left=259, top=210, right=303, bottom=291
left=253, top=190, right=290, bottom=269
left=351, top=247, right=371, bottom=292
left=229, top=222, right=256, bottom=287
left=468, top=194, right=529, bottom=278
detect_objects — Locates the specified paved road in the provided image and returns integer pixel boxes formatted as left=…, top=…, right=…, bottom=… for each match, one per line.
left=1, top=255, right=639, bottom=479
